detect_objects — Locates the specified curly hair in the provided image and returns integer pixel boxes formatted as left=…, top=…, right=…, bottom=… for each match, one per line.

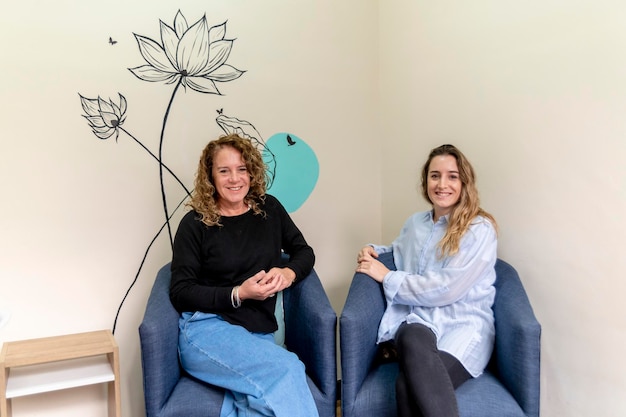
left=188, top=134, right=267, bottom=226
left=420, top=144, right=497, bottom=258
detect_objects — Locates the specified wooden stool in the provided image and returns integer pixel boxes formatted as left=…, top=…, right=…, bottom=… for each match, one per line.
left=0, top=330, right=121, bottom=417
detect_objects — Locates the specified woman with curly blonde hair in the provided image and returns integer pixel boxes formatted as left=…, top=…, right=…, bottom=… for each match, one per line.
left=356, top=144, right=498, bottom=417
left=170, top=133, right=319, bottom=417
left=188, top=134, right=268, bottom=226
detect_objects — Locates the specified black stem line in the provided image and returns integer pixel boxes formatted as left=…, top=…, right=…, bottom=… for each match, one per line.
left=119, top=126, right=191, bottom=196
left=159, top=79, right=183, bottom=250
left=111, top=193, right=191, bottom=334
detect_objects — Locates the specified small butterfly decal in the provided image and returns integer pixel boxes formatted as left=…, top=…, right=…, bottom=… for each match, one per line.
left=109, top=37, right=117, bottom=45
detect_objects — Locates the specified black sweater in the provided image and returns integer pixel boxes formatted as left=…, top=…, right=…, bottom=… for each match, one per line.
left=170, top=195, right=315, bottom=333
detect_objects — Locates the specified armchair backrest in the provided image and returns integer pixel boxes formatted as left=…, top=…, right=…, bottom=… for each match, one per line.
left=283, top=267, right=337, bottom=394
left=492, top=259, right=542, bottom=417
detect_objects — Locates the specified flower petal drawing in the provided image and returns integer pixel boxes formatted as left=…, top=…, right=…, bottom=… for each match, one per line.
left=173, top=10, right=189, bottom=36
left=80, top=96, right=100, bottom=117
left=160, top=21, right=179, bottom=65
left=117, top=94, right=127, bottom=117
left=129, top=65, right=179, bottom=83
left=209, top=22, right=226, bottom=43
left=185, top=78, right=220, bottom=94
left=135, top=35, right=176, bottom=73
left=202, top=40, right=233, bottom=76
left=98, top=97, right=115, bottom=117
left=205, top=64, right=245, bottom=82
left=85, top=116, right=106, bottom=128
left=177, top=17, right=210, bottom=75
left=93, top=125, right=118, bottom=140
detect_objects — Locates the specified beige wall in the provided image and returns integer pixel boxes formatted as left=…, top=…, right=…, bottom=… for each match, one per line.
left=1, top=1, right=625, bottom=416
left=380, top=1, right=626, bottom=416
left=0, top=1, right=379, bottom=415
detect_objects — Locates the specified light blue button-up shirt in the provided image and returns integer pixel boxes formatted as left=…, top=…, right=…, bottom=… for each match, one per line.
left=372, top=210, right=498, bottom=377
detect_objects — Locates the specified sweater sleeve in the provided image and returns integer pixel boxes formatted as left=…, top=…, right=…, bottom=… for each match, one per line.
left=169, top=211, right=233, bottom=313
left=268, top=195, right=315, bottom=281
left=383, top=219, right=497, bottom=308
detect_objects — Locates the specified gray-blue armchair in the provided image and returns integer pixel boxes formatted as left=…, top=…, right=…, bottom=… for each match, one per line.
left=339, top=253, right=541, bottom=417
left=139, top=263, right=337, bottom=417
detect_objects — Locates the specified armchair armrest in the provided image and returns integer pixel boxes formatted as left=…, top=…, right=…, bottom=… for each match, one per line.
left=340, top=251, right=394, bottom=407
left=283, top=268, right=337, bottom=398
left=339, top=272, right=386, bottom=408
left=492, top=260, right=541, bottom=417
left=139, top=263, right=181, bottom=415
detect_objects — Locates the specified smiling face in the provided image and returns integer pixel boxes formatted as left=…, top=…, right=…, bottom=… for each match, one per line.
left=427, top=154, right=462, bottom=221
left=211, top=145, right=250, bottom=214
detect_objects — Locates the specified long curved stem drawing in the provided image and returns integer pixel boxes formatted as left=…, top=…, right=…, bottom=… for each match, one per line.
left=119, top=126, right=191, bottom=196
left=112, top=193, right=190, bottom=334
left=159, top=79, right=183, bottom=249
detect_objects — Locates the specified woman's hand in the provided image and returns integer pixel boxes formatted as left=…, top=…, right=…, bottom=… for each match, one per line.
left=357, top=245, right=378, bottom=261
left=356, top=246, right=389, bottom=283
left=265, top=267, right=297, bottom=292
left=237, top=268, right=295, bottom=301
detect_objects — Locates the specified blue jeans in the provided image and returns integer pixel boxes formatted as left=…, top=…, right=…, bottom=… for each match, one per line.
left=178, top=312, right=319, bottom=417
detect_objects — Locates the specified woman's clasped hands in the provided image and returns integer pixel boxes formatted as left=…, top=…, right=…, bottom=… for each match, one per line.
left=238, top=268, right=296, bottom=301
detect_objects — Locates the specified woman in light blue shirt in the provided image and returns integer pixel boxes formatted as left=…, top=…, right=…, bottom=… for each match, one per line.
left=356, top=144, right=498, bottom=417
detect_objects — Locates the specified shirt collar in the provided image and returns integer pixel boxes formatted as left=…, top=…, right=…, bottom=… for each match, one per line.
left=428, top=210, right=450, bottom=225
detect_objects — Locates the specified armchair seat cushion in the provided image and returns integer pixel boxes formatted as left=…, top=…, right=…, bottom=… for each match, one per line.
left=159, top=376, right=223, bottom=417
left=354, top=363, right=398, bottom=416
left=456, top=372, right=526, bottom=417
left=354, top=365, right=526, bottom=417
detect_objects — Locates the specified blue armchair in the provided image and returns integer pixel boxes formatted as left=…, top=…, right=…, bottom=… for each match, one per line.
left=339, top=253, right=541, bottom=417
left=139, top=263, right=337, bottom=417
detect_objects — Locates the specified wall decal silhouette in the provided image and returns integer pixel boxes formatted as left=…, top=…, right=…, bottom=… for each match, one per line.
left=78, top=10, right=319, bottom=334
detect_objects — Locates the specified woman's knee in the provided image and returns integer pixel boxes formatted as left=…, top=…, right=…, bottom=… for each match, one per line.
left=395, top=323, right=437, bottom=354
left=275, top=348, right=306, bottom=375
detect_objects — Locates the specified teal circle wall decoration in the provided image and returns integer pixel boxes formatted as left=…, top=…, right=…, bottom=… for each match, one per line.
left=266, top=133, right=319, bottom=213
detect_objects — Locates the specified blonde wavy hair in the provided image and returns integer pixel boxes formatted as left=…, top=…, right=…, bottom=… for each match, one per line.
left=188, top=134, right=267, bottom=226
left=420, top=144, right=497, bottom=258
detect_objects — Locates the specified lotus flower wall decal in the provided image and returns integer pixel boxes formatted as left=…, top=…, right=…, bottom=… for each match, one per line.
left=79, top=10, right=318, bottom=333
left=128, top=12, right=245, bottom=94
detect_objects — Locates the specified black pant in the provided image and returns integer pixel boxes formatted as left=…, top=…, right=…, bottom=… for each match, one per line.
left=394, top=322, right=472, bottom=417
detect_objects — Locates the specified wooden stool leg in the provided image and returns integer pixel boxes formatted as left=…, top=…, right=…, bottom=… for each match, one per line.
left=0, top=399, right=11, bottom=417
left=107, top=349, right=121, bottom=417
left=107, top=380, right=121, bottom=417
left=1, top=370, right=11, bottom=417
